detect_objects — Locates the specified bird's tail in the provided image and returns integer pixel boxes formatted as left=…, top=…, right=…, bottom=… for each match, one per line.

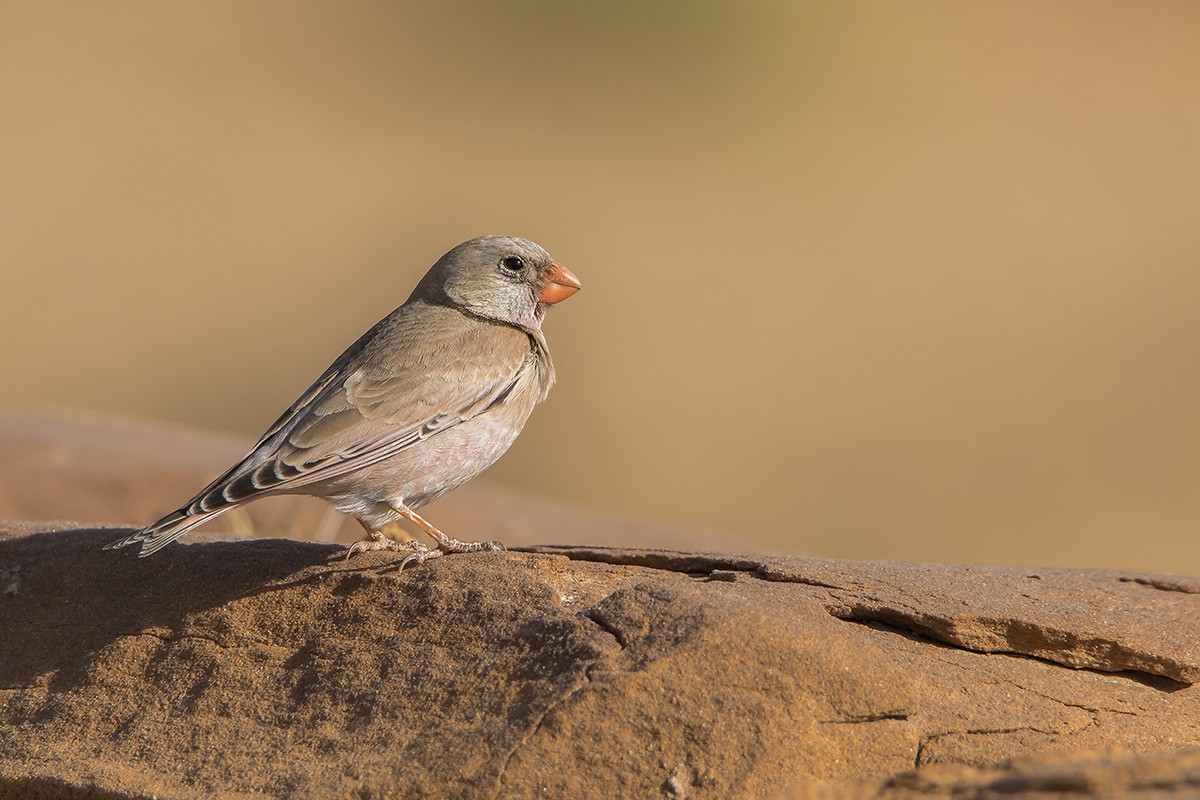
left=104, top=505, right=234, bottom=558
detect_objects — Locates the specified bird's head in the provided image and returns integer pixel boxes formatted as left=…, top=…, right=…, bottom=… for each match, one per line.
left=411, top=235, right=581, bottom=328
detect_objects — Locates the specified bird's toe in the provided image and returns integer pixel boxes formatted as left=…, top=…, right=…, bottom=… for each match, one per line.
left=396, top=545, right=442, bottom=572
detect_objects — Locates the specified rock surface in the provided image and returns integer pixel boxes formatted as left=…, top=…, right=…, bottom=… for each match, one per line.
left=2, top=521, right=1199, bottom=799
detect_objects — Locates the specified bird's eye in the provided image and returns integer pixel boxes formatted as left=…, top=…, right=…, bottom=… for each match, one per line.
left=499, top=255, right=524, bottom=272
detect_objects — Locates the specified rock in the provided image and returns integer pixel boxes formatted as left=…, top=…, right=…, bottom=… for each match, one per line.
left=0, top=408, right=751, bottom=552
left=2, top=522, right=1199, bottom=799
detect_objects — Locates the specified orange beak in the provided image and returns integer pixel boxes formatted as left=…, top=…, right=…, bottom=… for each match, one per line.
left=537, top=262, right=582, bottom=304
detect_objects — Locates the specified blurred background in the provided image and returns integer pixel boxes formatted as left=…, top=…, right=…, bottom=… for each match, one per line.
left=3, top=1, right=1199, bottom=572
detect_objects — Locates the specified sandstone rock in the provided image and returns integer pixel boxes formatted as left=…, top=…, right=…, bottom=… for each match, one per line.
left=2, top=522, right=1198, bottom=799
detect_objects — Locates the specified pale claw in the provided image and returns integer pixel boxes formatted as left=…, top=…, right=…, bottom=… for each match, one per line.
left=395, top=546, right=443, bottom=571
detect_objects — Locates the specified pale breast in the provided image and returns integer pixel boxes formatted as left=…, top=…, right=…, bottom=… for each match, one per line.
left=316, top=351, right=544, bottom=512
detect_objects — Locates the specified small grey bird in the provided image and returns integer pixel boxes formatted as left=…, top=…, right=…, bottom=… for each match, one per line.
left=106, top=236, right=580, bottom=567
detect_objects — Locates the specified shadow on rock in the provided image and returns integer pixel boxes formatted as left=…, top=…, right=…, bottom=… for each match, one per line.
left=1, top=525, right=362, bottom=692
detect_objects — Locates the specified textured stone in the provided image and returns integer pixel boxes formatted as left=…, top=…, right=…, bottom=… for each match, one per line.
left=2, top=523, right=1198, bottom=799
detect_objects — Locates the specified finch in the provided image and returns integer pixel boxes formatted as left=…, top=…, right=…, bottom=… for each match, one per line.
left=106, top=236, right=580, bottom=568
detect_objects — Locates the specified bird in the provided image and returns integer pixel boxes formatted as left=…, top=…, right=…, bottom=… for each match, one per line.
left=106, top=235, right=581, bottom=568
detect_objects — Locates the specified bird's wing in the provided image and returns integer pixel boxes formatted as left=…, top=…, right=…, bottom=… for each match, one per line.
left=181, top=307, right=537, bottom=515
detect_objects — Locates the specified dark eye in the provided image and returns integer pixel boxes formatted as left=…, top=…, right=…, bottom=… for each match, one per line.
left=499, top=255, right=524, bottom=272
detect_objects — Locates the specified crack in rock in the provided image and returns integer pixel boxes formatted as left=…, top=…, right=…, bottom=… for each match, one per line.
left=834, top=609, right=1188, bottom=690
left=515, top=545, right=765, bottom=576
left=994, top=675, right=1142, bottom=717
left=819, top=712, right=910, bottom=724
left=914, top=726, right=1067, bottom=768
left=525, top=546, right=1196, bottom=686
left=581, top=608, right=630, bottom=649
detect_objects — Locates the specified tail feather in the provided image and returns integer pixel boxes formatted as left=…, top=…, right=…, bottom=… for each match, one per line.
left=105, top=506, right=234, bottom=557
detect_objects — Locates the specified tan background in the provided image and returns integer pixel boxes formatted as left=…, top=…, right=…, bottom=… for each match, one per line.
left=3, top=2, right=1199, bottom=572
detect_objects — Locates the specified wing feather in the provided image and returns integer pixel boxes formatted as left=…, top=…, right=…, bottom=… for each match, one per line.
left=185, top=305, right=537, bottom=510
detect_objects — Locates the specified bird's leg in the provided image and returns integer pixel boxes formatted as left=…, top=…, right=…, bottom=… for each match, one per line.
left=345, top=518, right=435, bottom=567
left=389, top=503, right=504, bottom=555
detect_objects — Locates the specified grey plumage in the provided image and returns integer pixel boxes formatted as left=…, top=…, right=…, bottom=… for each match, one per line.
left=106, top=236, right=580, bottom=561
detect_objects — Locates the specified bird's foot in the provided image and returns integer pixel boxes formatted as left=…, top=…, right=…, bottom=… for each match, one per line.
left=435, top=536, right=505, bottom=554
left=387, top=503, right=505, bottom=556
left=345, top=531, right=430, bottom=560
left=353, top=508, right=505, bottom=570
left=344, top=532, right=448, bottom=571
